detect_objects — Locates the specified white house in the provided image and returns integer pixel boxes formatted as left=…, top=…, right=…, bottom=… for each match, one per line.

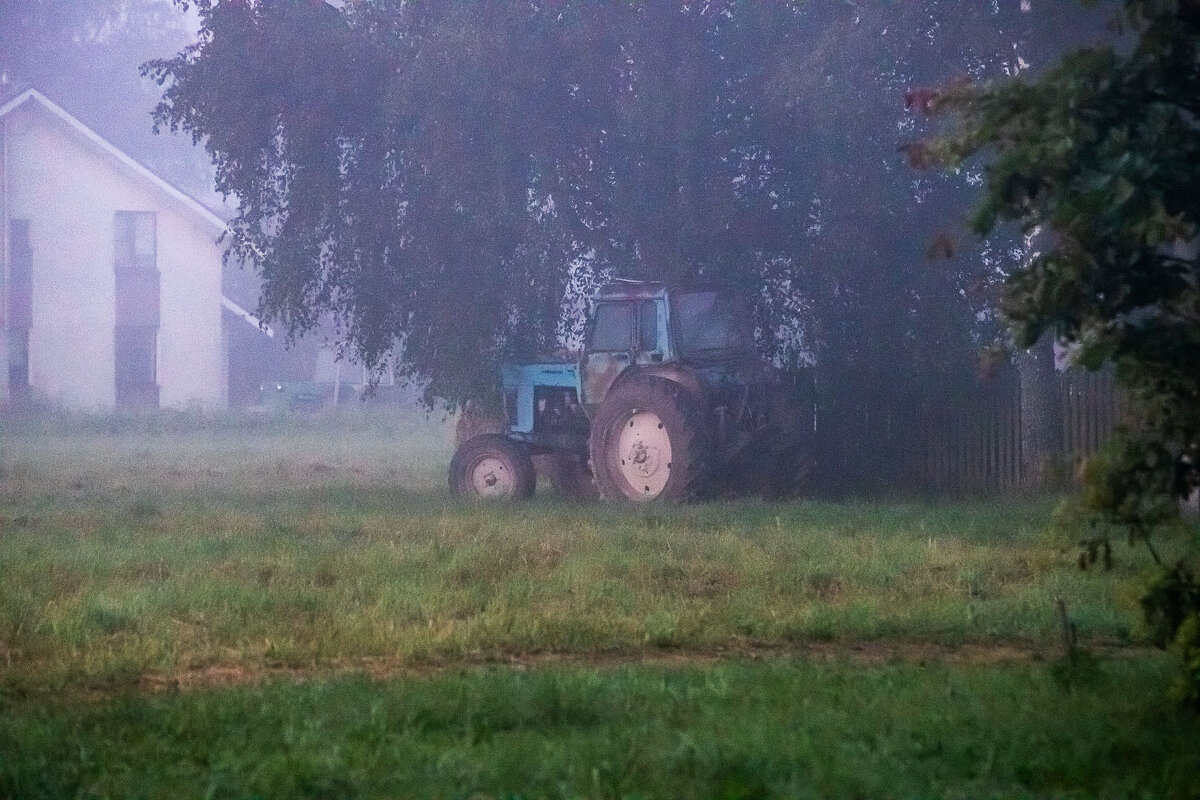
left=0, top=88, right=267, bottom=411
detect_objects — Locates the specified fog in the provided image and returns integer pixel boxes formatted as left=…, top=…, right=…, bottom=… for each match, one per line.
left=1, top=5, right=1197, bottom=795
left=0, top=0, right=1122, bottom=495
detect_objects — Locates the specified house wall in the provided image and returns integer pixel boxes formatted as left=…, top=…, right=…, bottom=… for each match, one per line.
left=3, top=102, right=227, bottom=410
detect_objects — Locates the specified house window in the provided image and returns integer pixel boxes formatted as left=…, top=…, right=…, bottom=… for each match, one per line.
left=114, top=212, right=160, bottom=408
left=7, top=220, right=32, bottom=400
left=115, top=211, right=157, bottom=272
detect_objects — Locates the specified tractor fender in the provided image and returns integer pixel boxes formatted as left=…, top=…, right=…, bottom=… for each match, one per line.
left=609, top=364, right=706, bottom=405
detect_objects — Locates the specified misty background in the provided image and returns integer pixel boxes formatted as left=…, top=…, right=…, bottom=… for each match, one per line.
left=0, top=0, right=1120, bottom=491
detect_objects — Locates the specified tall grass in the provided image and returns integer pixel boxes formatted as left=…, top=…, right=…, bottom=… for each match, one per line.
left=3, top=410, right=1188, bottom=693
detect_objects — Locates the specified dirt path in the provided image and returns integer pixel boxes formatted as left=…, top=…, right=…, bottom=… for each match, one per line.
left=134, top=638, right=1149, bottom=693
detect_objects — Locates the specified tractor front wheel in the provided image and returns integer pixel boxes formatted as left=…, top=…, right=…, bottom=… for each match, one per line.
left=589, top=375, right=712, bottom=503
left=449, top=434, right=536, bottom=501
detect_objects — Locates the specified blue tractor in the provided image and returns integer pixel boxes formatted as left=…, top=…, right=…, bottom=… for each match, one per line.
left=449, top=280, right=814, bottom=502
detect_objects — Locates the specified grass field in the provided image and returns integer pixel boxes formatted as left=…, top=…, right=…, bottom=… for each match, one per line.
left=1, top=408, right=1198, bottom=798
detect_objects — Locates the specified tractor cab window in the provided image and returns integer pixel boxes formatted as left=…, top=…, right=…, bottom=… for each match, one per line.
left=637, top=300, right=658, bottom=352
left=674, top=290, right=755, bottom=358
left=589, top=302, right=634, bottom=352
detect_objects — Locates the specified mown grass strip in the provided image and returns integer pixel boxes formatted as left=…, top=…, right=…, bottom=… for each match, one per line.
left=2, top=657, right=1197, bottom=799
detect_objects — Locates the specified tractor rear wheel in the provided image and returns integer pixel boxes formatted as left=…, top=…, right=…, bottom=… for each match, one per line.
left=589, top=375, right=712, bottom=503
left=449, top=434, right=536, bottom=501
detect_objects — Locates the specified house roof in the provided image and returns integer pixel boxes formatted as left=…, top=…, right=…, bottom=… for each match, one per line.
left=0, top=88, right=228, bottom=232
left=221, top=296, right=274, bottom=338
left=0, top=88, right=272, bottom=337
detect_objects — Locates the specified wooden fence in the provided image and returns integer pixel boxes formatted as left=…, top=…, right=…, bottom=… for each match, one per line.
left=818, top=370, right=1123, bottom=496
left=1059, top=370, right=1124, bottom=460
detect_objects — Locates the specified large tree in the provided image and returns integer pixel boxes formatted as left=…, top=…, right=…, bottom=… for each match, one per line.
left=925, top=0, right=1200, bottom=704
left=149, top=1, right=1083, bottom=416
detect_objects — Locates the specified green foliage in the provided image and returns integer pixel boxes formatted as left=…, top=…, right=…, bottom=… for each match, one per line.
left=1141, top=564, right=1200, bottom=708
left=928, top=0, right=1200, bottom=704
left=1080, top=435, right=1180, bottom=529
left=1174, top=613, right=1200, bottom=708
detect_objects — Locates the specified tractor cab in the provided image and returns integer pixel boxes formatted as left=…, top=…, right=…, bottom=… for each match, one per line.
left=581, top=281, right=756, bottom=409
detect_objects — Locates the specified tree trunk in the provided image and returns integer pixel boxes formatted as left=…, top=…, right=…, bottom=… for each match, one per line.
left=1017, top=335, right=1064, bottom=489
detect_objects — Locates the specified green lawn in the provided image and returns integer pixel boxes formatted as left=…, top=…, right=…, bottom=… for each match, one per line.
left=1, top=409, right=1197, bottom=799
left=5, top=660, right=1199, bottom=800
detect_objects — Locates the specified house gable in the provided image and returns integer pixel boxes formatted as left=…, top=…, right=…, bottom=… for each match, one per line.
left=1, top=89, right=267, bottom=410
left=0, top=89, right=227, bottom=235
